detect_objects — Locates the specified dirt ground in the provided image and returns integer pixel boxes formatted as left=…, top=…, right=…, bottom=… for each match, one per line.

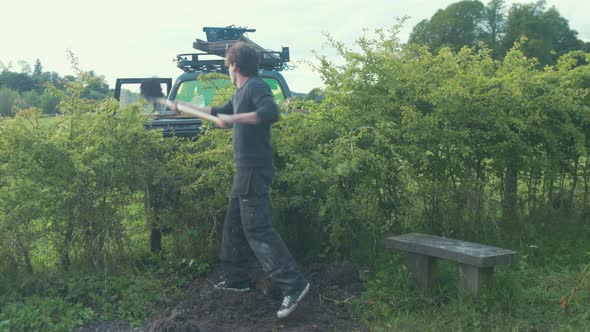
left=76, top=261, right=369, bottom=332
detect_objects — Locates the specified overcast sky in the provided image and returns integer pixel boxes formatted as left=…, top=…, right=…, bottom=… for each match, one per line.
left=2, top=0, right=588, bottom=93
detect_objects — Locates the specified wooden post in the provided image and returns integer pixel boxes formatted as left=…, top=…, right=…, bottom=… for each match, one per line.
left=407, top=253, right=438, bottom=291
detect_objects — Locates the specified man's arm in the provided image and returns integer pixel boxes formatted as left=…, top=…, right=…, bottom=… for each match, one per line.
left=168, top=99, right=234, bottom=128
left=220, top=80, right=279, bottom=125
left=171, top=99, right=233, bottom=116
left=210, top=100, right=234, bottom=116
left=173, top=100, right=212, bottom=114
left=218, top=112, right=259, bottom=124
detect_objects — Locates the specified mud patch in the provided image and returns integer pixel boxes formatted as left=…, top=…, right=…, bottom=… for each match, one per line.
left=77, top=261, right=368, bottom=332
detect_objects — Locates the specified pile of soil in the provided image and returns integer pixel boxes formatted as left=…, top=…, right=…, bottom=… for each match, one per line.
left=77, top=261, right=368, bottom=332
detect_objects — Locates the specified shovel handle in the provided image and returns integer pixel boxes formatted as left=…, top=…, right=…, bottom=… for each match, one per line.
left=152, top=98, right=225, bottom=127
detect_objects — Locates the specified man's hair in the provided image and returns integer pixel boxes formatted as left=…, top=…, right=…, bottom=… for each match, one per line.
left=225, top=42, right=260, bottom=77
left=140, top=78, right=164, bottom=98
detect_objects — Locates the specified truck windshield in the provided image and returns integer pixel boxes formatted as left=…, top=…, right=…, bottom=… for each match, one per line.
left=174, top=77, right=286, bottom=106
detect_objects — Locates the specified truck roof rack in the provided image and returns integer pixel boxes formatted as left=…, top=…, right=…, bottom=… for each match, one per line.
left=202, top=26, right=256, bottom=42
left=175, top=26, right=290, bottom=73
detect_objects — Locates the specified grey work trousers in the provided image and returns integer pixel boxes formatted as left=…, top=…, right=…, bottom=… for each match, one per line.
left=220, top=167, right=307, bottom=296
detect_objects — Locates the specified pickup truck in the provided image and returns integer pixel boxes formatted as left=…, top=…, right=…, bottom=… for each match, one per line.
left=114, top=26, right=293, bottom=138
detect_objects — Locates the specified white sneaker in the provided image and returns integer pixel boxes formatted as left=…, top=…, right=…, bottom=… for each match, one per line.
left=276, top=282, right=310, bottom=319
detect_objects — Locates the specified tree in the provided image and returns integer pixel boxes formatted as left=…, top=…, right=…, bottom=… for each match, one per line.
left=409, top=19, right=431, bottom=46
left=0, top=60, right=12, bottom=72
left=17, top=60, right=31, bottom=75
left=502, top=1, right=584, bottom=65
left=79, top=71, right=110, bottom=100
left=481, top=0, right=506, bottom=55
left=305, top=88, right=325, bottom=102
left=408, top=0, right=485, bottom=52
left=33, top=59, right=43, bottom=76
left=0, top=71, right=34, bottom=92
left=0, top=87, right=20, bottom=116
left=410, top=0, right=587, bottom=64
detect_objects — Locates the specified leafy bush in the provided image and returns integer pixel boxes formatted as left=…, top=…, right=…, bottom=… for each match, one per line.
left=0, top=87, right=20, bottom=116
left=0, top=295, right=94, bottom=331
left=1, top=23, right=590, bottom=303
left=65, top=272, right=175, bottom=325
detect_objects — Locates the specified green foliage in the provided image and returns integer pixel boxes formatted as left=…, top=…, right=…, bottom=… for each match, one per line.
left=409, top=0, right=486, bottom=52
left=309, top=24, right=590, bottom=245
left=0, top=70, right=162, bottom=275
left=0, top=260, right=190, bottom=331
left=64, top=272, right=171, bottom=324
left=409, top=0, right=586, bottom=66
left=503, top=1, right=584, bottom=65
left=355, top=255, right=525, bottom=331
left=356, top=224, right=590, bottom=331
left=0, top=295, right=94, bottom=332
left=2, top=22, right=589, bottom=273
left=305, top=87, right=326, bottom=102
left=1, top=22, right=590, bottom=329
left=482, top=0, right=506, bottom=54
left=0, top=58, right=109, bottom=116
left=0, top=71, right=35, bottom=92
left=33, top=59, right=43, bottom=77
left=146, top=254, right=211, bottom=282
left=149, top=137, right=232, bottom=258
left=0, top=87, right=20, bottom=116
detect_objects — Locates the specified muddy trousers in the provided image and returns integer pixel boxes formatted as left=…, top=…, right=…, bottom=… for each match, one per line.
left=220, top=169, right=307, bottom=296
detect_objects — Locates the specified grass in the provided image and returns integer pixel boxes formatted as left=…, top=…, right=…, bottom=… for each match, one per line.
left=354, top=222, right=590, bottom=331
left=0, top=255, right=199, bottom=332
left=1, top=213, right=588, bottom=331
left=36, top=113, right=66, bottom=129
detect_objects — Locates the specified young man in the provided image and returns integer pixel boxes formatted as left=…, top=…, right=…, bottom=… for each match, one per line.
left=171, top=41, right=309, bottom=319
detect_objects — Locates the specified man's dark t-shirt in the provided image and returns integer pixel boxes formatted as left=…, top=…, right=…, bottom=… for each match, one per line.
left=211, top=76, right=279, bottom=170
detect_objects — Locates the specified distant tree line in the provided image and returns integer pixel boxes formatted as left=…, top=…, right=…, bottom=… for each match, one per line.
left=0, top=59, right=110, bottom=117
left=409, top=0, right=590, bottom=65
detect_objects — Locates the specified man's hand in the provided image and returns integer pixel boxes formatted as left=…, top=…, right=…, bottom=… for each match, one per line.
left=218, top=114, right=234, bottom=128
left=168, top=101, right=178, bottom=112
left=160, top=100, right=224, bottom=127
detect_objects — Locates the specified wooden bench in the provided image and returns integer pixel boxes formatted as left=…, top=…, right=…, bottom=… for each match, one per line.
left=384, top=233, right=519, bottom=296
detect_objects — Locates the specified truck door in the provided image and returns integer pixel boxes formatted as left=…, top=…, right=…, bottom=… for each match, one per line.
left=114, top=78, right=172, bottom=105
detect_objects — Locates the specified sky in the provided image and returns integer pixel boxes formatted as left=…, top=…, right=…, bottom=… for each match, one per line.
left=2, top=0, right=589, bottom=94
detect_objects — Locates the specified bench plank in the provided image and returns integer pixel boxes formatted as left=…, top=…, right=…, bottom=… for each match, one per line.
left=384, top=233, right=518, bottom=267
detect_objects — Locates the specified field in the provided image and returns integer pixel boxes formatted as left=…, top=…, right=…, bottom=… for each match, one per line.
left=2, top=22, right=590, bottom=332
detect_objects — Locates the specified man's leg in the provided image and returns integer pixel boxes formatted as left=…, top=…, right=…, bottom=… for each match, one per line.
left=220, top=197, right=252, bottom=288
left=239, top=193, right=307, bottom=296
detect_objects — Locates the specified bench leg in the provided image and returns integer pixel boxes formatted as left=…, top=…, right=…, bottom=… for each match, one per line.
left=459, top=264, right=493, bottom=296
left=406, top=253, right=437, bottom=291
